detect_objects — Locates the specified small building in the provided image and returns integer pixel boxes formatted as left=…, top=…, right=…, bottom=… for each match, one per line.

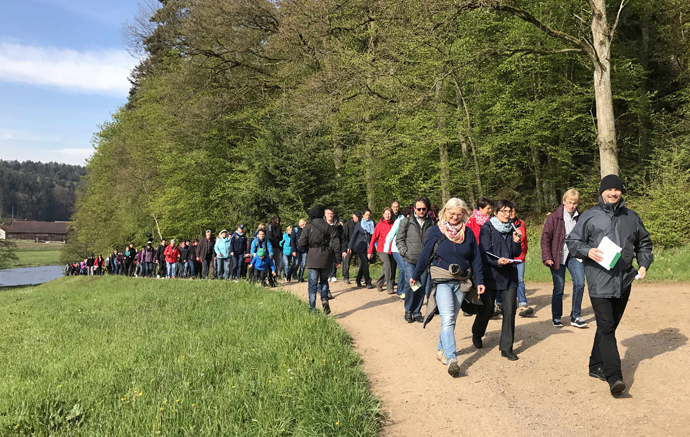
left=0, top=220, right=69, bottom=242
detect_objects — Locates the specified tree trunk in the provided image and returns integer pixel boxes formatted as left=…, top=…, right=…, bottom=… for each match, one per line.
left=637, top=15, right=650, bottom=160
left=532, top=146, right=544, bottom=213
left=591, top=0, right=619, bottom=177
left=452, top=74, right=483, bottom=196
left=437, top=80, right=451, bottom=204
left=365, top=145, right=376, bottom=212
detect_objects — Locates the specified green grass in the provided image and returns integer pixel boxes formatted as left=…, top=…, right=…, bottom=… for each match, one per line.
left=2, top=240, right=63, bottom=269
left=0, top=277, right=380, bottom=436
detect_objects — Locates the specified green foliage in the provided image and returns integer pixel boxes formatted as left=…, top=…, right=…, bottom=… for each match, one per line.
left=0, top=240, right=18, bottom=269
left=0, top=277, right=381, bottom=436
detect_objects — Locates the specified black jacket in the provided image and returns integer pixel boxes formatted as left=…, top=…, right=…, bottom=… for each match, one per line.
left=566, top=197, right=653, bottom=298
left=479, top=222, right=522, bottom=291
left=342, top=220, right=356, bottom=249
left=155, top=244, right=167, bottom=262
left=347, top=222, right=371, bottom=254
left=179, top=245, right=193, bottom=263
left=298, top=217, right=342, bottom=269
left=125, top=246, right=137, bottom=261
left=291, top=226, right=306, bottom=254
left=230, top=232, right=247, bottom=255
left=396, top=215, right=434, bottom=265
left=196, top=237, right=215, bottom=260
left=267, top=223, right=282, bottom=249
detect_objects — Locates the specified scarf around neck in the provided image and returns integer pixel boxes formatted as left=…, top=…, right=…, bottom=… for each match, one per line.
left=439, top=220, right=466, bottom=244
left=361, top=219, right=375, bottom=234
left=490, top=216, right=512, bottom=234
left=473, top=209, right=490, bottom=227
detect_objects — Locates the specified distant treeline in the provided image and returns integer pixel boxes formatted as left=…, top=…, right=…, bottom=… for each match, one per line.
left=0, top=160, right=85, bottom=222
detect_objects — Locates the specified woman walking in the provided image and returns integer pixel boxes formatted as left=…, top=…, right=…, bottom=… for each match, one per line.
left=474, top=200, right=523, bottom=361
left=385, top=205, right=413, bottom=298
left=280, top=225, right=293, bottom=280
left=347, top=210, right=375, bottom=289
left=368, top=207, right=396, bottom=293
left=410, top=198, right=485, bottom=376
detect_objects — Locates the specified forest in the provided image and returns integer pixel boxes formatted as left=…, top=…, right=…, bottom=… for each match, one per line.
left=71, top=0, right=690, bottom=255
left=0, top=160, right=85, bottom=222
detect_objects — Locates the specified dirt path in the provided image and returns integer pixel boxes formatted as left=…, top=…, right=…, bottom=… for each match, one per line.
left=283, top=279, right=690, bottom=437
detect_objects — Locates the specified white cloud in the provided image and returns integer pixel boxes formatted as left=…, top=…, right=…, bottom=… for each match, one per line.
left=58, top=148, right=93, bottom=158
left=0, top=42, right=137, bottom=96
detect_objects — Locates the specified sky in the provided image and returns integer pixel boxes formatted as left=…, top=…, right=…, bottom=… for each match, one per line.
left=0, top=0, right=144, bottom=166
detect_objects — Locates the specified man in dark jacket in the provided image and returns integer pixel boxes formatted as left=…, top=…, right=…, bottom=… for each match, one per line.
left=396, top=197, right=434, bottom=323
left=541, top=189, right=587, bottom=328
left=196, top=230, right=215, bottom=279
left=566, top=175, right=653, bottom=396
left=267, top=216, right=283, bottom=276
left=124, top=243, right=136, bottom=277
left=288, top=219, right=307, bottom=282
left=298, top=206, right=342, bottom=314
left=340, top=211, right=360, bottom=284
left=155, top=239, right=167, bottom=278
left=230, top=225, right=247, bottom=281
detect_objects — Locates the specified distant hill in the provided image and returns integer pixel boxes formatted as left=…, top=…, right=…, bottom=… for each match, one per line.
left=0, top=160, right=86, bottom=222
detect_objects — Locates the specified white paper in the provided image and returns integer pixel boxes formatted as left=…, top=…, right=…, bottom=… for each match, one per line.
left=597, top=236, right=622, bottom=271
left=410, top=281, right=422, bottom=292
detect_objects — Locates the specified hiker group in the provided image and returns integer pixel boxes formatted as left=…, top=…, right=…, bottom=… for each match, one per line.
left=68, top=174, right=652, bottom=396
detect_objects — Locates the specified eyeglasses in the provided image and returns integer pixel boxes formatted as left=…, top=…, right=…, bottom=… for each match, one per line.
left=498, top=209, right=511, bottom=215
left=416, top=208, right=427, bottom=212
left=448, top=213, right=463, bottom=218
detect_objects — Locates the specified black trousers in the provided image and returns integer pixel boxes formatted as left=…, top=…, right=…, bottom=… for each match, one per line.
left=355, top=252, right=371, bottom=285
left=342, top=251, right=355, bottom=280
left=472, top=287, right=517, bottom=352
left=590, top=286, right=631, bottom=383
left=123, top=260, right=133, bottom=276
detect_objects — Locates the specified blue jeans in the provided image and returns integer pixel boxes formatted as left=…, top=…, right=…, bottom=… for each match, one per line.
left=436, top=281, right=466, bottom=362
left=282, top=253, right=292, bottom=278
left=402, top=260, right=427, bottom=317
left=497, top=262, right=527, bottom=306
left=186, top=260, right=195, bottom=278
left=166, top=261, right=177, bottom=278
left=217, top=257, right=231, bottom=280
left=392, top=252, right=406, bottom=295
left=232, top=254, right=243, bottom=279
left=308, top=268, right=329, bottom=309
left=288, top=252, right=307, bottom=280
left=145, top=262, right=153, bottom=277
left=551, top=256, right=585, bottom=320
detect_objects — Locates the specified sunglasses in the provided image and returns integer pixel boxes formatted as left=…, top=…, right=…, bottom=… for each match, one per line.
left=416, top=207, right=427, bottom=211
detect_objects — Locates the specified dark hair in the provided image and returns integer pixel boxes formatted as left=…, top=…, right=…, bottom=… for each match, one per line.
left=363, top=208, right=372, bottom=216
left=258, top=229, right=266, bottom=234
left=431, top=204, right=439, bottom=215
left=271, top=215, right=280, bottom=223
left=391, top=200, right=400, bottom=206
left=493, top=200, right=516, bottom=214
left=477, top=197, right=493, bottom=210
left=402, top=206, right=413, bottom=217
left=413, top=197, right=429, bottom=210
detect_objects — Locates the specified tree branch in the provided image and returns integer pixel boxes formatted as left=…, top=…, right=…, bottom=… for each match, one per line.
left=507, top=47, right=584, bottom=56
left=609, top=0, right=627, bottom=41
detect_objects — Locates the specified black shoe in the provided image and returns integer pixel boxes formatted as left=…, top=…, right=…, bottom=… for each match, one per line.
left=356, top=282, right=363, bottom=288
left=501, top=350, right=519, bottom=361
left=366, top=284, right=375, bottom=289
left=404, top=311, right=414, bottom=323
left=327, top=292, right=334, bottom=300
left=414, top=315, right=424, bottom=323
left=589, top=366, right=606, bottom=382
left=343, top=279, right=351, bottom=285
left=609, top=380, right=625, bottom=396
left=472, top=337, right=483, bottom=349
left=322, top=299, right=331, bottom=315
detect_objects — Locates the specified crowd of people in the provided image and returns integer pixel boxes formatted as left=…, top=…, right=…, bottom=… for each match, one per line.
left=65, top=174, right=653, bottom=396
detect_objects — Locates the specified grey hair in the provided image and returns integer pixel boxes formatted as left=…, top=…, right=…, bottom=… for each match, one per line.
left=439, top=197, right=471, bottom=224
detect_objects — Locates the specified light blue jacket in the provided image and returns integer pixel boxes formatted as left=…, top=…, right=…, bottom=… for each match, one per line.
left=250, top=237, right=273, bottom=258
left=250, top=255, right=275, bottom=272
left=384, top=216, right=405, bottom=253
left=280, top=232, right=292, bottom=256
left=214, top=236, right=232, bottom=259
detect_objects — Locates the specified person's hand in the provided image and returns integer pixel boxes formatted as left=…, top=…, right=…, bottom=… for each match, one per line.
left=272, top=271, right=276, bottom=277
left=498, top=257, right=510, bottom=266
left=477, top=285, right=486, bottom=295
left=409, top=278, right=416, bottom=287
left=513, top=231, right=522, bottom=243
left=545, top=260, right=554, bottom=267
left=367, top=253, right=372, bottom=260
left=292, top=252, right=297, bottom=257
left=336, top=263, right=341, bottom=268
left=231, top=252, right=234, bottom=256
left=588, top=248, right=604, bottom=263
left=342, top=252, right=347, bottom=259
left=347, top=249, right=351, bottom=255
left=637, top=266, right=647, bottom=280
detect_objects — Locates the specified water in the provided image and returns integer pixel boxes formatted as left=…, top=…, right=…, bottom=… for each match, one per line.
left=0, top=265, right=64, bottom=287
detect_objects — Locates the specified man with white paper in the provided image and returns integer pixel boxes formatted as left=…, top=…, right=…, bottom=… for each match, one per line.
left=566, top=175, right=653, bottom=397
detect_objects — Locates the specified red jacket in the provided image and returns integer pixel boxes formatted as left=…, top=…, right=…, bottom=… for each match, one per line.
left=514, top=219, right=528, bottom=261
left=467, top=211, right=490, bottom=244
left=540, top=204, right=580, bottom=267
left=368, top=218, right=394, bottom=255
left=164, top=245, right=180, bottom=263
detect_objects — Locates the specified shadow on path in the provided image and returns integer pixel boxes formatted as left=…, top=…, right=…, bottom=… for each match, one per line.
left=621, top=328, right=688, bottom=390
left=335, top=297, right=397, bottom=320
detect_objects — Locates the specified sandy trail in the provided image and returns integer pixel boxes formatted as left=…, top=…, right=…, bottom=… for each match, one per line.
left=283, top=278, right=690, bottom=437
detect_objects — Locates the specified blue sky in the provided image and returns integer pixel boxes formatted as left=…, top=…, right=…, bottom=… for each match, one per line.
left=0, top=0, right=143, bottom=165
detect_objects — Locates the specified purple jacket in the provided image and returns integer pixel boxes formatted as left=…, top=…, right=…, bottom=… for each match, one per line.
left=143, top=246, right=156, bottom=263
left=541, top=203, right=580, bottom=267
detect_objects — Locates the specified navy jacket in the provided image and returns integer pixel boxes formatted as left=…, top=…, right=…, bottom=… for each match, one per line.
left=479, top=222, right=522, bottom=290
left=412, top=226, right=484, bottom=285
left=231, top=232, right=248, bottom=254
left=348, top=222, right=371, bottom=254
left=291, top=226, right=307, bottom=254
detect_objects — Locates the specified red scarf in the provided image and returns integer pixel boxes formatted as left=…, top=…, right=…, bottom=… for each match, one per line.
left=439, top=220, right=466, bottom=244
left=472, top=209, right=490, bottom=227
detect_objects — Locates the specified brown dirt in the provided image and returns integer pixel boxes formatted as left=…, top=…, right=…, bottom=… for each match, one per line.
left=284, top=279, right=690, bottom=437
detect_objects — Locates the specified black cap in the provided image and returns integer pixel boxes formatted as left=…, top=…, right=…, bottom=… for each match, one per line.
left=600, top=174, right=624, bottom=194
left=308, top=205, right=324, bottom=220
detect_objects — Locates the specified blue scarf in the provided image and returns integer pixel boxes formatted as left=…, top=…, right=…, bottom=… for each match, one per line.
left=361, top=219, right=375, bottom=235
left=490, top=216, right=512, bottom=234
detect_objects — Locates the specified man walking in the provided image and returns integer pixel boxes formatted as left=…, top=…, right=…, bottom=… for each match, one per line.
left=196, top=230, right=215, bottom=279
left=267, top=216, right=283, bottom=275
left=566, top=175, right=653, bottom=396
left=397, top=197, right=434, bottom=323
left=341, top=211, right=360, bottom=284
left=155, top=239, right=167, bottom=278
left=230, top=225, right=247, bottom=281
left=541, top=189, right=587, bottom=328
left=298, top=206, right=342, bottom=315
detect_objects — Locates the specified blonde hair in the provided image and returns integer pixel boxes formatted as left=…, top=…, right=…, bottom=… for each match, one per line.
left=286, top=225, right=294, bottom=233
left=439, top=198, right=471, bottom=224
left=298, top=218, right=307, bottom=227
left=563, top=189, right=581, bottom=202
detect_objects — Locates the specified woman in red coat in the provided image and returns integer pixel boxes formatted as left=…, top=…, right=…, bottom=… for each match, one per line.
left=164, top=239, right=181, bottom=278
left=368, top=207, right=396, bottom=293
left=466, top=197, right=493, bottom=244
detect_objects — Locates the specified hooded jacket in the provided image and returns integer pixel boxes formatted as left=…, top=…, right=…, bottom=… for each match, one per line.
left=566, top=197, right=653, bottom=298
left=541, top=203, right=580, bottom=267
left=267, top=222, right=283, bottom=249
left=230, top=232, right=247, bottom=254
left=250, top=254, right=276, bottom=272
left=396, top=214, right=434, bottom=265
left=250, top=237, right=273, bottom=258
left=368, top=217, right=394, bottom=255
left=280, top=232, right=292, bottom=256
left=298, top=206, right=342, bottom=269
left=214, top=236, right=232, bottom=259
left=143, top=246, right=156, bottom=263
left=164, top=244, right=180, bottom=263
left=291, top=226, right=306, bottom=254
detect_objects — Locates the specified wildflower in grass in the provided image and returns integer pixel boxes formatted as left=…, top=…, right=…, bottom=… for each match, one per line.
left=138, top=392, right=143, bottom=397
left=192, top=404, right=195, bottom=407
left=268, top=380, right=271, bottom=384
left=333, top=377, right=337, bottom=380
left=150, top=379, right=154, bottom=382
left=58, top=385, right=62, bottom=388
left=160, top=408, right=163, bottom=411
left=232, top=386, right=236, bottom=389
left=322, top=359, right=326, bottom=362
left=338, top=361, right=340, bottom=364
left=121, top=398, right=125, bottom=401
left=163, top=399, right=167, bottom=404
left=175, top=399, right=179, bottom=403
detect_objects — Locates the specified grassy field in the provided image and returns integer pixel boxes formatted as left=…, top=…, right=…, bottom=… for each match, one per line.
left=0, top=277, right=380, bottom=436
left=3, top=240, right=63, bottom=269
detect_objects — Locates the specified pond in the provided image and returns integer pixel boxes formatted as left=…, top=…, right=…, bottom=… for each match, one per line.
left=0, top=265, right=64, bottom=287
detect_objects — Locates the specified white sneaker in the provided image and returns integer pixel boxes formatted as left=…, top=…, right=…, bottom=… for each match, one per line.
left=234, top=280, right=239, bottom=283
left=571, top=317, right=588, bottom=328
left=437, top=349, right=447, bottom=365
left=330, top=277, right=337, bottom=282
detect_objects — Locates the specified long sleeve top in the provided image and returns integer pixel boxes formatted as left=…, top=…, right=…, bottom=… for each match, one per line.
left=411, top=226, right=484, bottom=286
